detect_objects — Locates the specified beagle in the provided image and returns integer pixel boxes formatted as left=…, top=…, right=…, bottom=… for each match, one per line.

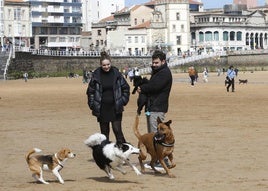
left=25, top=148, right=76, bottom=184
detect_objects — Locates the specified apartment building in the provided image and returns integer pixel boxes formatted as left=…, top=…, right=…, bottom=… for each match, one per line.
left=30, top=0, right=82, bottom=50
left=3, top=0, right=31, bottom=48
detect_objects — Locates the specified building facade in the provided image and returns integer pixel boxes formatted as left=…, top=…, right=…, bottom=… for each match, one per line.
left=3, top=0, right=31, bottom=49
left=190, top=8, right=268, bottom=52
left=30, top=0, right=82, bottom=50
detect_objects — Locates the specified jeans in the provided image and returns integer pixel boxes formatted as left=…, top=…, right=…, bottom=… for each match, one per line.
left=146, top=112, right=165, bottom=133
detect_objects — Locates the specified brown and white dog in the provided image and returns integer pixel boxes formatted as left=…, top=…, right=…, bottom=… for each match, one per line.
left=133, top=115, right=176, bottom=178
left=25, top=148, right=76, bottom=184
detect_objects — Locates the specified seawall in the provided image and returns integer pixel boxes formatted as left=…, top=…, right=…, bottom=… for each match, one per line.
left=7, top=51, right=268, bottom=79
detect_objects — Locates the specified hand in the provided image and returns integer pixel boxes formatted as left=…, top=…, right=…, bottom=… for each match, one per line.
left=137, top=87, right=141, bottom=93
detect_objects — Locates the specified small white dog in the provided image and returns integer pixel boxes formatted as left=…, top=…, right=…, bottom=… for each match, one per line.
left=84, top=133, right=142, bottom=179
left=25, top=148, right=76, bottom=184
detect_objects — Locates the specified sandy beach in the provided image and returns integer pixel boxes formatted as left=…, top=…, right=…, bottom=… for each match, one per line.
left=0, top=71, right=268, bottom=191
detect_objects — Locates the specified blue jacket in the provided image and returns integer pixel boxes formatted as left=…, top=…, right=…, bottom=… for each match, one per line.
left=227, top=68, right=236, bottom=80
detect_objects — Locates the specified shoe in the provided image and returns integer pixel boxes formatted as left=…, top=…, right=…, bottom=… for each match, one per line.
left=144, top=162, right=164, bottom=171
left=164, top=157, right=170, bottom=168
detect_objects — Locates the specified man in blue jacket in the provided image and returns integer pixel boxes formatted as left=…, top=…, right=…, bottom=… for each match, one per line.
left=226, top=65, right=236, bottom=92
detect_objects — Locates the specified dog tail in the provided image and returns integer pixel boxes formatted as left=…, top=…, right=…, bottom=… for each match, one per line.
left=25, top=148, right=42, bottom=163
left=84, top=133, right=107, bottom=147
left=133, top=115, right=142, bottom=141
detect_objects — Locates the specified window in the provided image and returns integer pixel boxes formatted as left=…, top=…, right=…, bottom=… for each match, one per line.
left=214, top=31, right=219, bottom=41
left=172, top=24, right=176, bottom=32
left=128, top=37, right=132, bottom=43
left=205, top=31, right=212, bottom=41
left=135, top=36, right=138, bottom=43
left=8, top=9, right=11, bottom=19
left=223, top=31, right=228, bottom=41
left=199, top=32, right=204, bottom=42
left=59, top=37, right=65, bottom=42
left=176, top=12, right=180, bottom=20
left=237, top=31, right=242, bottom=41
left=141, top=36, right=145, bottom=43
left=49, top=37, right=57, bottom=42
left=97, top=30, right=101, bottom=36
left=181, top=24, right=184, bottom=32
left=14, top=8, right=21, bottom=21
left=134, top=18, right=137, bottom=25
left=176, top=36, right=181, bottom=45
left=8, top=25, right=12, bottom=34
left=230, top=31, right=235, bottom=41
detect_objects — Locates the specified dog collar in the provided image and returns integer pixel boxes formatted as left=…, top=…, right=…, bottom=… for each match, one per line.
left=54, top=153, right=64, bottom=168
left=154, top=136, right=175, bottom=147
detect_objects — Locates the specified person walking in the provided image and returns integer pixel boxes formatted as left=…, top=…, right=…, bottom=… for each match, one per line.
left=23, top=72, right=28, bottom=82
left=226, top=65, right=236, bottom=92
left=202, top=67, right=208, bottom=83
left=188, top=66, right=196, bottom=86
left=137, top=50, right=173, bottom=133
left=86, top=51, right=130, bottom=143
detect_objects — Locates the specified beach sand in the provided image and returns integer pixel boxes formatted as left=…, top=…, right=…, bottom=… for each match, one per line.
left=0, top=71, right=268, bottom=191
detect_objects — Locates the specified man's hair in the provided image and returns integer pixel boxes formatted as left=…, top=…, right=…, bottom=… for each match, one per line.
left=152, top=50, right=166, bottom=61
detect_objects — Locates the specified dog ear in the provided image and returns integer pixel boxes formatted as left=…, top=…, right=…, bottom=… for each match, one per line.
left=165, top=120, right=172, bottom=126
left=157, top=117, right=162, bottom=124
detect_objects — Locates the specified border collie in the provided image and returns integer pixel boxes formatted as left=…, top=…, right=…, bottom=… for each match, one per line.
left=84, top=133, right=141, bottom=179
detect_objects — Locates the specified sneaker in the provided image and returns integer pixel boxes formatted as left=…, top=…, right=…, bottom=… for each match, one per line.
left=164, top=157, right=170, bottom=168
left=144, top=162, right=164, bottom=171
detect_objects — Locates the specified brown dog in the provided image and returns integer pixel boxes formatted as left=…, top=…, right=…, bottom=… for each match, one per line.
left=133, top=115, right=176, bottom=178
left=25, top=148, right=76, bottom=184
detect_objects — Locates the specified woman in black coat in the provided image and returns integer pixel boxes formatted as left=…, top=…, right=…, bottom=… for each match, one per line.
left=86, top=51, right=130, bottom=143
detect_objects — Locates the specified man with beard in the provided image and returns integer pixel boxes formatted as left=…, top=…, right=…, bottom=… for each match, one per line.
left=137, top=50, right=173, bottom=169
left=137, top=50, right=173, bottom=133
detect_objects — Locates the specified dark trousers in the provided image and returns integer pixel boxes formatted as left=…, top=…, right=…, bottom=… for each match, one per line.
left=99, top=121, right=126, bottom=143
left=227, top=78, right=235, bottom=92
left=190, top=75, right=195, bottom=86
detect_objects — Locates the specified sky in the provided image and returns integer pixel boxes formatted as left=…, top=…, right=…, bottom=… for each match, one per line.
left=125, top=0, right=266, bottom=9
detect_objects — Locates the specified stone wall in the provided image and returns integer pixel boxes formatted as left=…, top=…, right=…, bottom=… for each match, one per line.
left=7, top=51, right=268, bottom=79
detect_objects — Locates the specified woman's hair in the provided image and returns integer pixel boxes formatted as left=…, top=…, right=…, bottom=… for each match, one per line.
left=100, top=51, right=111, bottom=65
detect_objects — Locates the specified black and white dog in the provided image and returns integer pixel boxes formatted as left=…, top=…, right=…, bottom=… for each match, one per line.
left=84, top=133, right=141, bottom=179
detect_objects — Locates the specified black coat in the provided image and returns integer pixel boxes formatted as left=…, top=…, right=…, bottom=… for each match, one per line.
left=86, top=67, right=130, bottom=118
left=140, top=63, right=172, bottom=113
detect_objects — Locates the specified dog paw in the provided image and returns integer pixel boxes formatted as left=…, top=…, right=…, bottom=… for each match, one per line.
left=108, top=175, right=115, bottom=180
left=168, top=164, right=176, bottom=169
left=168, top=174, right=176, bottom=178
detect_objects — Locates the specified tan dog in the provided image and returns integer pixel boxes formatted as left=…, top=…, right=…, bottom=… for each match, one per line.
left=133, top=115, right=176, bottom=178
left=25, top=148, right=76, bottom=184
